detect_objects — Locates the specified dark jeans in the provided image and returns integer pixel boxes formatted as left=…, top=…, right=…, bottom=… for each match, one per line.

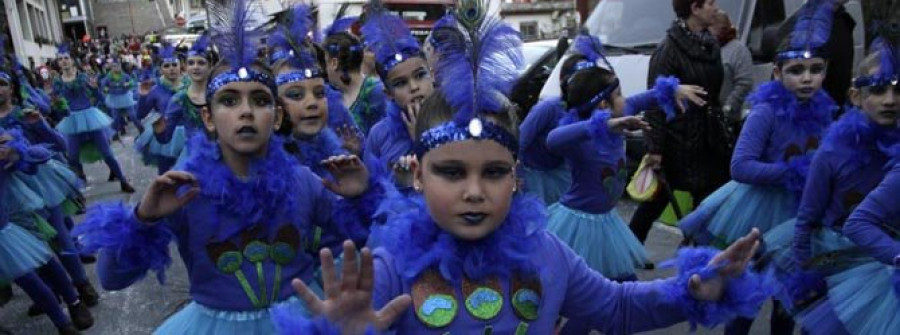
left=629, top=184, right=716, bottom=244
left=725, top=300, right=795, bottom=335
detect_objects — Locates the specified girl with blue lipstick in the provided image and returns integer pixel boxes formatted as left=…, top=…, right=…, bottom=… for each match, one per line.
left=73, top=1, right=384, bottom=333
left=273, top=2, right=775, bottom=334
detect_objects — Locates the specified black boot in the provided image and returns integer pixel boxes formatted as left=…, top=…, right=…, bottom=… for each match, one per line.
left=75, top=282, right=99, bottom=307
left=57, top=324, right=82, bottom=335
left=120, top=181, right=135, bottom=193
left=107, top=170, right=117, bottom=182
left=68, top=301, right=94, bottom=330
left=0, top=284, right=11, bottom=306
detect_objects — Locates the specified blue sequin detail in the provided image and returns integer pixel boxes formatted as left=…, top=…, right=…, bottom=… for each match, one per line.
left=275, top=70, right=323, bottom=86
left=468, top=289, right=500, bottom=309
left=422, top=297, right=454, bottom=316
left=207, top=68, right=277, bottom=98
left=416, top=118, right=518, bottom=159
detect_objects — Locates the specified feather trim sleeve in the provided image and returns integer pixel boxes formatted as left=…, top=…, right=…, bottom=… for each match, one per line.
left=624, top=76, right=680, bottom=121
left=661, top=247, right=777, bottom=331
left=331, top=158, right=388, bottom=246
left=3, top=129, right=52, bottom=173
left=71, top=202, right=174, bottom=290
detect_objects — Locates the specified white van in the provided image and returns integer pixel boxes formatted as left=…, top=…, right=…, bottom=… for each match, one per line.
left=538, top=0, right=865, bottom=111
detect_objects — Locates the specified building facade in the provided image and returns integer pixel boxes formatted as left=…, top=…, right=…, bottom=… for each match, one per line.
left=501, top=0, right=577, bottom=42
left=3, top=0, right=65, bottom=66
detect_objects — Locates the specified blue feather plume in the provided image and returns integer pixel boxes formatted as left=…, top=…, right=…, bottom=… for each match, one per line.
left=324, top=16, right=358, bottom=37
left=268, top=4, right=318, bottom=70
left=360, top=0, right=421, bottom=71
left=571, top=30, right=613, bottom=71
left=56, top=42, right=70, bottom=55
left=189, top=33, right=211, bottom=55
left=434, top=0, right=523, bottom=125
left=208, top=0, right=260, bottom=68
left=158, top=42, right=177, bottom=60
left=871, top=35, right=899, bottom=79
left=787, top=0, right=837, bottom=53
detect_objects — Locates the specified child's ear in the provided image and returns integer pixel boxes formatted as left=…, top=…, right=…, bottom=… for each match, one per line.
left=201, top=106, right=215, bottom=133
left=848, top=87, right=863, bottom=106
left=411, top=157, right=423, bottom=192
left=274, top=105, right=285, bottom=130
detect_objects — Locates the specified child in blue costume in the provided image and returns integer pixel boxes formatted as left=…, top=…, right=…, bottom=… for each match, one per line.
left=323, top=18, right=387, bottom=136
left=268, top=5, right=349, bottom=179
left=0, top=128, right=94, bottom=334
left=272, top=3, right=775, bottom=333
left=156, top=35, right=214, bottom=168
left=72, top=2, right=384, bottom=333
left=100, top=56, right=140, bottom=135
left=545, top=32, right=705, bottom=283
left=135, top=43, right=188, bottom=174
left=52, top=45, right=134, bottom=193
left=361, top=6, right=435, bottom=191
left=0, top=53, right=100, bottom=309
left=678, top=1, right=839, bottom=333
left=789, top=25, right=900, bottom=335
left=518, top=97, right=571, bottom=205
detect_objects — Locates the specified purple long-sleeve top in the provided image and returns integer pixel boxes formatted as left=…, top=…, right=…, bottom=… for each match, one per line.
left=793, top=110, right=899, bottom=263
left=364, top=101, right=412, bottom=167
left=137, top=78, right=178, bottom=120
left=157, top=90, right=204, bottom=143
left=53, top=73, right=101, bottom=111
left=729, top=82, right=833, bottom=187
left=519, top=97, right=566, bottom=170
left=545, top=89, right=663, bottom=214
left=100, top=72, right=135, bottom=96
left=843, top=161, right=900, bottom=265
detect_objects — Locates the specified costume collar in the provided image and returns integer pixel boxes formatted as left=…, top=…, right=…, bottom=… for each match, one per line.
left=373, top=193, right=547, bottom=285
left=284, top=128, right=345, bottom=175
left=181, top=133, right=302, bottom=242
left=747, top=81, right=834, bottom=134
left=822, top=108, right=900, bottom=169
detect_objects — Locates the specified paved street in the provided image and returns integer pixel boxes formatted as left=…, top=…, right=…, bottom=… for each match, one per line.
left=1, top=130, right=783, bottom=334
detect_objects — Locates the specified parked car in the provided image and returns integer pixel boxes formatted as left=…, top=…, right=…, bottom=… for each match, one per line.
left=161, top=27, right=201, bottom=48
left=511, top=39, right=565, bottom=122
left=536, top=0, right=865, bottom=174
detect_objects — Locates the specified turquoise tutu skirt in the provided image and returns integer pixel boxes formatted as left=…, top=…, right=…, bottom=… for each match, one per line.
left=680, top=181, right=796, bottom=249
left=520, top=164, right=571, bottom=205
left=105, top=93, right=136, bottom=109
left=2, top=173, right=45, bottom=213
left=547, top=203, right=648, bottom=280
left=154, top=295, right=315, bottom=335
left=18, top=159, right=82, bottom=208
left=55, top=107, right=114, bottom=135
left=135, top=113, right=186, bottom=165
left=798, top=261, right=900, bottom=335
left=0, top=223, right=53, bottom=282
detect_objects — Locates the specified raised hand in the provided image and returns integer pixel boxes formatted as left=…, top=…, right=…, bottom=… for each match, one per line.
left=675, top=85, right=707, bottom=112
left=391, top=154, right=416, bottom=189
left=338, top=125, right=363, bottom=156
left=21, top=109, right=44, bottom=124
left=0, top=135, right=20, bottom=170
left=689, top=228, right=760, bottom=301
left=607, top=115, right=650, bottom=134
left=152, top=117, right=167, bottom=134
left=293, top=241, right=412, bottom=334
left=402, top=103, right=420, bottom=141
left=136, top=171, right=200, bottom=222
left=321, top=155, right=370, bottom=198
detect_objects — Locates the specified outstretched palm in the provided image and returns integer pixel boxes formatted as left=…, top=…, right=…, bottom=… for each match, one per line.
left=293, top=241, right=412, bottom=335
left=321, top=155, right=370, bottom=198
left=690, top=228, right=761, bottom=301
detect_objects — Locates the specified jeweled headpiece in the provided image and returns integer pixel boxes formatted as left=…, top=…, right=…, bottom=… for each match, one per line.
left=361, top=0, right=422, bottom=78
left=415, top=0, right=523, bottom=159
left=206, top=0, right=275, bottom=98
left=776, top=0, right=837, bottom=62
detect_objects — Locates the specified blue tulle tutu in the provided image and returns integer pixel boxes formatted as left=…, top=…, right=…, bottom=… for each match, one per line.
left=680, top=181, right=796, bottom=249
left=105, top=93, right=136, bottom=109
left=55, top=107, right=114, bottom=135
left=0, top=223, right=53, bottom=282
left=520, top=164, right=571, bottom=205
left=800, top=261, right=900, bottom=335
left=546, top=203, right=648, bottom=279
left=17, top=159, right=82, bottom=208
left=135, top=113, right=187, bottom=164
left=153, top=295, right=316, bottom=335
left=2, top=173, right=45, bottom=214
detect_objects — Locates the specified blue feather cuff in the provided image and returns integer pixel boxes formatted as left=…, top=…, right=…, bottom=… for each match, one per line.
left=332, top=168, right=386, bottom=246
left=586, top=110, right=625, bottom=164
left=652, top=76, right=680, bottom=122
left=662, top=247, right=777, bottom=331
left=782, top=156, right=812, bottom=199
left=272, top=311, right=375, bottom=335
left=72, top=202, right=174, bottom=287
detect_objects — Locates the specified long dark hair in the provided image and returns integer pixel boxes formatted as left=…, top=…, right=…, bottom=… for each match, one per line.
left=560, top=54, right=617, bottom=119
left=323, top=32, right=363, bottom=86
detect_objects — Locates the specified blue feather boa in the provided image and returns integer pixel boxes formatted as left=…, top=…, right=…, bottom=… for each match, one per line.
left=284, top=129, right=346, bottom=178
left=272, top=312, right=375, bottom=335
left=822, top=107, right=900, bottom=170
left=181, top=133, right=303, bottom=242
left=1, top=128, right=52, bottom=172
left=652, top=76, right=680, bottom=122
left=747, top=81, right=834, bottom=135
left=72, top=202, right=174, bottom=285
left=661, top=247, right=778, bottom=331
left=383, top=101, right=409, bottom=144
left=371, top=192, right=547, bottom=285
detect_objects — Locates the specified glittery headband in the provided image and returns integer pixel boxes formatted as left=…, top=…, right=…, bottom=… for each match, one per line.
left=853, top=74, right=899, bottom=89
left=415, top=118, right=518, bottom=159
left=187, top=51, right=207, bottom=58
left=275, top=69, right=323, bottom=86
left=207, top=67, right=277, bottom=98
left=162, top=57, right=180, bottom=65
left=776, top=49, right=827, bottom=63
left=325, top=44, right=363, bottom=55
left=381, top=50, right=421, bottom=74
left=270, top=49, right=292, bottom=64
left=568, top=76, right=620, bottom=114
